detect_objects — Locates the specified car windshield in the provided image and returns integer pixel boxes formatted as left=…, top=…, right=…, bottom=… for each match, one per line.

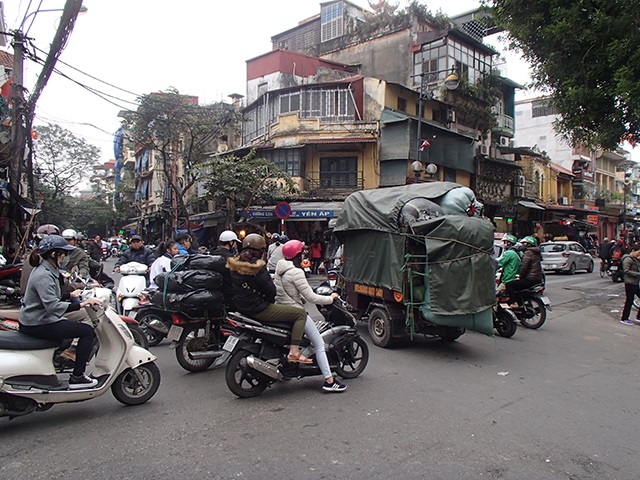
left=541, top=244, right=566, bottom=253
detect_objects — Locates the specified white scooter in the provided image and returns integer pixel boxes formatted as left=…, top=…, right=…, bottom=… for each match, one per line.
left=116, top=262, right=149, bottom=317
left=0, top=288, right=161, bottom=419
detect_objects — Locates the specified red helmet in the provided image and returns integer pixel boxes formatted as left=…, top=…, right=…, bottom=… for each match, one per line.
left=282, top=240, right=304, bottom=260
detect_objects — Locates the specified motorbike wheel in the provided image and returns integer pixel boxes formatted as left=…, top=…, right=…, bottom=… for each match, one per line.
left=494, top=309, right=517, bottom=338
left=335, top=336, right=369, bottom=379
left=368, top=308, right=397, bottom=348
left=136, top=312, right=166, bottom=347
left=127, top=323, right=149, bottom=349
left=225, top=349, right=269, bottom=398
left=111, top=362, right=161, bottom=405
left=519, top=296, right=546, bottom=329
left=175, top=328, right=217, bottom=372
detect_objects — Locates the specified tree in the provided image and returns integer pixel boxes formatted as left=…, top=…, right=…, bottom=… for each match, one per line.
left=33, top=123, right=101, bottom=200
left=202, top=150, right=298, bottom=228
left=488, top=0, right=640, bottom=149
left=129, top=88, right=239, bottom=238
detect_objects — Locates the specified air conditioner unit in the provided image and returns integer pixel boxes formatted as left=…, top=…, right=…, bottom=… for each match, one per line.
left=560, top=196, right=568, bottom=205
left=499, top=136, right=510, bottom=147
left=480, top=144, right=489, bottom=156
left=446, top=109, right=456, bottom=123
left=514, top=175, right=526, bottom=186
left=514, top=186, right=525, bottom=198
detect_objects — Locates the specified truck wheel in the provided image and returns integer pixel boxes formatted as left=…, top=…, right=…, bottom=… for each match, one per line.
left=368, top=308, right=396, bottom=348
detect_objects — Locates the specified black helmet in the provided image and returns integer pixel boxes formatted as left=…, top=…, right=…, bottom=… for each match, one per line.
left=38, top=235, right=76, bottom=256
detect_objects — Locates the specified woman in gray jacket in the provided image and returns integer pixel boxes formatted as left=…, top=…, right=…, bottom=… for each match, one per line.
left=275, top=239, right=347, bottom=393
left=19, top=235, right=102, bottom=389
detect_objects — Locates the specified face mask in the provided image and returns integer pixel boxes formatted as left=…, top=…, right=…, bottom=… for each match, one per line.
left=58, top=254, right=69, bottom=269
left=230, top=245, right=238, bottom=255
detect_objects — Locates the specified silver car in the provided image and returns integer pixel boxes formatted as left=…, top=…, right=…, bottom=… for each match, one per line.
left=540, top=241, right=595, bottom=274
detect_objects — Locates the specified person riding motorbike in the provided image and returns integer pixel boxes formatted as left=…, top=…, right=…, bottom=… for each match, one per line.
left=505, top=236, right=543, bottom=299
left=226, top=233, right=311, bottom=364
left=61, top=229, right=92, bottom=283
left=267, top=234, right=288, bottom=273
left=210, top=230, right=239, bottom=310
left=87, top=235, right=104, bottom=262
left=275, top=239, right=347, bottom=392
left=18, top=235, right=102, bottom=389
left=149, top=239, right=179, bottom=289
left=497, top=234, right=522, bottom=293
left=598, top=237, right=612, bottom=271
left=174, top=233, right=193, bottom=255
left=114, top=235, right=155, bottom=273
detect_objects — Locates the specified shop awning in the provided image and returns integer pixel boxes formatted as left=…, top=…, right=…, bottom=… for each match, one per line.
left=518, top=200, right=545, bottom=210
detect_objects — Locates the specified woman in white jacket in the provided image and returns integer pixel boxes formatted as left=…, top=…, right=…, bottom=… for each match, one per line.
left=275, top=240, right=347, bottom=393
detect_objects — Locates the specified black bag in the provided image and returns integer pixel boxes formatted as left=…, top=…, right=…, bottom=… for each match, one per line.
left=171, top=254, right=227, bottom=273
left=150, top=288, right=225, bottom=311
left=154, top=270, right=223, bottom=293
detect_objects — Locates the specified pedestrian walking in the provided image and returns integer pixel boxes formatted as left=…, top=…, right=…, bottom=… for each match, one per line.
left=619, top=243, right=640, bottom=325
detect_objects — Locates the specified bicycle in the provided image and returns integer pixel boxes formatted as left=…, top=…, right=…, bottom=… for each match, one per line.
left=599, top=258, right=611, bottom=278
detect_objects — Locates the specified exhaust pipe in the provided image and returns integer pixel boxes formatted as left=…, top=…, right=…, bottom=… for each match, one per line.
left=247, top=355, right=283, bottom=381
left=188, top=350, right=225, bottom=360
left=147, top=319, right=169, bottom=334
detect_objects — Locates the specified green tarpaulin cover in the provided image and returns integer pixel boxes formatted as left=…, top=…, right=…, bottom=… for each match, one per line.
left=334, top=183, right=495, bottom=336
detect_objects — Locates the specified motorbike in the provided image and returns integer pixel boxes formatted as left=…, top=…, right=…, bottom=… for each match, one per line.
left=610, top=257, right=623, bottom=283
left=130, top=292, right=175, bottom=347
left=493, top=298, right=518, bottom=338
left=0, top=288, right=161, bottom=419
left=110, top=246, right=119, bottom=258
left=115, top=262, right=149, bottom=317
left=223, top=283, right=369, bottom=398
left=0, top=263, right=22, bottom=306
left=498, top=283, right=551, bottom=329
left=167, top=309, right=234, bottom=372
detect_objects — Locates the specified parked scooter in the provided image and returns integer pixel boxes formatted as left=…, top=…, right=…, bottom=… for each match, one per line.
left=223, top=283, right=368, bottom=398
left=0, top=288, right=161, bottom=419
left=115, top=262, right=148, bottom=317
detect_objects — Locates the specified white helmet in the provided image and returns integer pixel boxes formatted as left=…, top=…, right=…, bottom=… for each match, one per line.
left=61, top=228, right=79, bottom=240
left=219, top=230, right=239, bottom=243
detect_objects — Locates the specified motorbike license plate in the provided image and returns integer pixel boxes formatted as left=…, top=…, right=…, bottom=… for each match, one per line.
left=222, top=335, right=239, bottom=352
left=610, top=266, right=617, bottom=271
left=540, top=296, right=551, bottom=306
left=167, top=325, right=183, bottom=342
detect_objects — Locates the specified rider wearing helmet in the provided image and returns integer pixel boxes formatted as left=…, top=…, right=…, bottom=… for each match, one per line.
left=209, top=230, right=240, bottom=310
left=497, top=234, right=522, bottom=293
left=22, top=224, right=62, bottom=292
left=61, top=229, right=91, bottom=281
left=267, top=234, right=288, bottom=273
left=226, top=233, right=311, bottom=364
left=19, top=235, right=102, bottom=389
left=506, top=235, right=543, bottom=297
left=35, top=224, right=61, bottom=240
left=275, top=240, right=347, bottom=392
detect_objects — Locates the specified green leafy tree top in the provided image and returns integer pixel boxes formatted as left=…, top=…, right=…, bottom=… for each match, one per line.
left=488, top=0, right=640, bottom=149
left=33, top=123, right=101, bottom=200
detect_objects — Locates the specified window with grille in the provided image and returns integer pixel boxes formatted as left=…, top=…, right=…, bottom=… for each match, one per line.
left=531, top=99, right=557, bottom=118
left=263, top=149, right=303, bottom=177
left=321, top=2, right=344, bottom=42
left=320, top=157, right=357, bottom=188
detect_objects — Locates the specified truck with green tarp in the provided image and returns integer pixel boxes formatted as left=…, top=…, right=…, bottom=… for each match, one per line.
left=332, top=181, right=495, bottom=347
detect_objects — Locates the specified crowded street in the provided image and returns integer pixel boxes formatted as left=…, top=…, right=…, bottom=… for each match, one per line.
left=2, top=259, right=639, bottom=480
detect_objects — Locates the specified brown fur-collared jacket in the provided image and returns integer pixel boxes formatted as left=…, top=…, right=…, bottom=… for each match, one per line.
left=226, top=256, right=275, bottom=315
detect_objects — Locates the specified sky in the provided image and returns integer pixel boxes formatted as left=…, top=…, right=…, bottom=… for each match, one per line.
left=2, top=0, right=637, bottom=164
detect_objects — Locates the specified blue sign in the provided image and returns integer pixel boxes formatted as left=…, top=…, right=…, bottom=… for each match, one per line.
left=246, top=208, right=338, bottom=220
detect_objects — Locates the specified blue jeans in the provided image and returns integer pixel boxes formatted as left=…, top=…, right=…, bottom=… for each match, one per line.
left=304, top=316, right=332, bottom=380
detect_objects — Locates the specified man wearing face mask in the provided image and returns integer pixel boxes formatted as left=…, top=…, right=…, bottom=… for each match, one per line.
left=209, top=230, right=239, bottom=310
left=61, top=229, right=91, bottom=282
left=19, top=235, right=102, bottom=389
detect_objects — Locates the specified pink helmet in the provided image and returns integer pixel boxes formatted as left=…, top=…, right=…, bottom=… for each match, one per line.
left=282, top=240, right=304, bottom=260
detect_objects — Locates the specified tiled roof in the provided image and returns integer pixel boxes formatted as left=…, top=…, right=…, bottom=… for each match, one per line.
left=0, top=51, right=13, bottom=69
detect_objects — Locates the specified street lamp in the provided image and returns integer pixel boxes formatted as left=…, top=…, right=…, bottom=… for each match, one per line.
left=411, top=160, right=438, bottom=183
left=411, top=66, right=459, bottom=180
left=20, top=6, right=88, bottom=31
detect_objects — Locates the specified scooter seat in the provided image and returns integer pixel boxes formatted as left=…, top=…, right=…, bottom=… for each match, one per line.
left=227, top=312, right=292, bottom=330
left=0, top=330, right=60, bottom=350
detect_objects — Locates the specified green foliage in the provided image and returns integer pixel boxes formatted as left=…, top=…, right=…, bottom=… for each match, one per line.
left=449, top=73, right=503, bottom=133
left=488, top=0, right=640, bottom=149
left=202, top=150, right=298, bottom=227
left=33, top=123, right=101, bottom=200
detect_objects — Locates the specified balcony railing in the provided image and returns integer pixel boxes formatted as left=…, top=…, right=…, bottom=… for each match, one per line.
left=492, top=114, right=515, bottom=136
left=304, top=170, right=364, bottom=196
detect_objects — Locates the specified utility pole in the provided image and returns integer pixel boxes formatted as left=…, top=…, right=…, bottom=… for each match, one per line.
left=7, top=30, right=26, bottom=248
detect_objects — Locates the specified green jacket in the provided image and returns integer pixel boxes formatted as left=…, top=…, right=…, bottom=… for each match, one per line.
left=498, top=249, right=522, bottom=284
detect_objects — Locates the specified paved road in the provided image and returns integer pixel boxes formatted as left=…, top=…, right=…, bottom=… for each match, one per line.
left=2, top=263, right=640, bottom=479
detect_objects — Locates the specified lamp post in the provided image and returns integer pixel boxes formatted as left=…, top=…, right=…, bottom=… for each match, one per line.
left=411, top=66, right=459, bottom=181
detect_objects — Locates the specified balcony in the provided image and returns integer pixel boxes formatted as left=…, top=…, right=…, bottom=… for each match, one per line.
left=303, top=170, right=364, bottom=198
left=491, top=114, right=515, bottom=137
